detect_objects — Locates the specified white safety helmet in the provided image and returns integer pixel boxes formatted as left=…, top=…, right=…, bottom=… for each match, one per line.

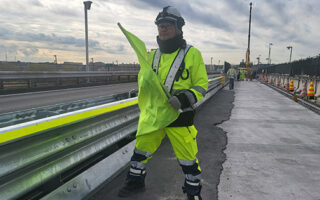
left=155, top=6, right=185, bottom=30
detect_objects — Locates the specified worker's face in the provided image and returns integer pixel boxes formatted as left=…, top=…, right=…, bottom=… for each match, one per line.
left=157, top=22, right=177, bottom=40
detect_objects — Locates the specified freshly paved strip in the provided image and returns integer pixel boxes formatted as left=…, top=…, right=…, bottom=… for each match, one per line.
left=89, top=88, right=234, bottom=200
left=218, top=81, right=320, bottom=200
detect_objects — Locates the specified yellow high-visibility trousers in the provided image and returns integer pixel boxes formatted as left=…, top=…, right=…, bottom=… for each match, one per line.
left=135, top=125, right=201, bottom=171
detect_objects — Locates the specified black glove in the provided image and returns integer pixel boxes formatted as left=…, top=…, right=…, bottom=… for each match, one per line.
left=168, top=92, right=191, bottom=110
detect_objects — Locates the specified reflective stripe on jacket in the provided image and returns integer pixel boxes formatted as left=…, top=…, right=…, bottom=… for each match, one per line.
left=149, top=46, right=208, bottom=126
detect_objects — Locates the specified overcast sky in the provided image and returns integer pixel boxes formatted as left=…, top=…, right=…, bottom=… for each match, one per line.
left=0, top=0, right=319, bottom=65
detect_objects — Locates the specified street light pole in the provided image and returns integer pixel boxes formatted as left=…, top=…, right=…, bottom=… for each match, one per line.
left=246, top=2, right=253, bottom=67
left=84, top=1, right=92, bottom=71
left=211, top=57, right=213, bottom=67
left=287, top=46, right=292, bottom=63
left=268, top=43, right=273, bottom=65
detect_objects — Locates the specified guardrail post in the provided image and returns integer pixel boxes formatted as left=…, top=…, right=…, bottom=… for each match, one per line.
left=0, top=80, right=3, bottom=89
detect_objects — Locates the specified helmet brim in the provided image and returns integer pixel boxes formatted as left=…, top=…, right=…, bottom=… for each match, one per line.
left=155, top=17, right=177, bottom=25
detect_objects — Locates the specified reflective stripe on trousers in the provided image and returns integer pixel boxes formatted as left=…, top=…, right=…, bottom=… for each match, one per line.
left=130, top=126, right=201, bottom=180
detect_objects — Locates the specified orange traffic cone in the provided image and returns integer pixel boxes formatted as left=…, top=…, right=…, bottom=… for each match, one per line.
left=307, top=81, right=315, bottom=100
left=288, top=80, right=294, bottom=91
left=300, top=81, right=307, bottom=97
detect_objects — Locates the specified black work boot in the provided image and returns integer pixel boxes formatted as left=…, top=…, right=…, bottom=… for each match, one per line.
left=182, top=180, right=202, bottom=200
left=118, top=173, right=146, bottom=198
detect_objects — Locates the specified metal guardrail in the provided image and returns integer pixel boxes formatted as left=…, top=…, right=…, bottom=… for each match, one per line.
left=0, top=91, right=138, bottom=128
left=0, top=71, right=138, bottom=80
left=0, top=76, right=225, bottom=200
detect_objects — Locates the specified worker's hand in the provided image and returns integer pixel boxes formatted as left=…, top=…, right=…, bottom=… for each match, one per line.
left=168, top=95, right=181, bottom=110
left=168, top=92, right=192, bottom=110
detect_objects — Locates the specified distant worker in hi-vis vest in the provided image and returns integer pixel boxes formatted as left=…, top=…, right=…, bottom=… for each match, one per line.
left=227, top=67, right=236, bottom=90
left=118, top=6, right=208, bottom=200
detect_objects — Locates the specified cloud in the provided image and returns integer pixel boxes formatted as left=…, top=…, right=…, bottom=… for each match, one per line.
left=203, top=40, right=238, bottom=49
left=51, top=7, right=80, bottom=17
left=180, top=3, right=232, bottom=31
left=0, top=28, right=99, bottom=48
left=21, top=48, right=39, bottom=56
left=1, top=0, right=319, bottom=64
left=224, top=0, right=249, bottom=15
left=105, top=44, right=125, bottom=54
left=128, top=0, right=168, bottom=9
left=30, top=0, right=43, bottom=7
left=212, top=42, right=238, bottom=49
left=129, top=0, right=232, bottom=31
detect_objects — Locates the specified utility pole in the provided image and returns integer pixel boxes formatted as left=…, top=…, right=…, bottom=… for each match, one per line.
left=245, top=2, right=252, bottom=67
left=287, top=46, right=292, bottom=63
left=268, top=43, right=273, bottom=65
left=84, top=1, right=92, bottom=72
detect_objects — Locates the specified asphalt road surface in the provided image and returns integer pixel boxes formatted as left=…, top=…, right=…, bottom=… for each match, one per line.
left=0, top=82, right=137, bottom=114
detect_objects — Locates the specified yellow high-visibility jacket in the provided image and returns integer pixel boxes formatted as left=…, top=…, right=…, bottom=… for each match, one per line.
left=149, top=46, right=208, bottom=127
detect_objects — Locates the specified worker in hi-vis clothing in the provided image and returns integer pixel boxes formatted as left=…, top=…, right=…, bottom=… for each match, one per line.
left=227, top=66, right=236, bottom=90
left=118, top=6, right=208, bottom=200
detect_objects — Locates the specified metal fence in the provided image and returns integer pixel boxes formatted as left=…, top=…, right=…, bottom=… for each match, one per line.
left=258, top=55, right=320, bottom=76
